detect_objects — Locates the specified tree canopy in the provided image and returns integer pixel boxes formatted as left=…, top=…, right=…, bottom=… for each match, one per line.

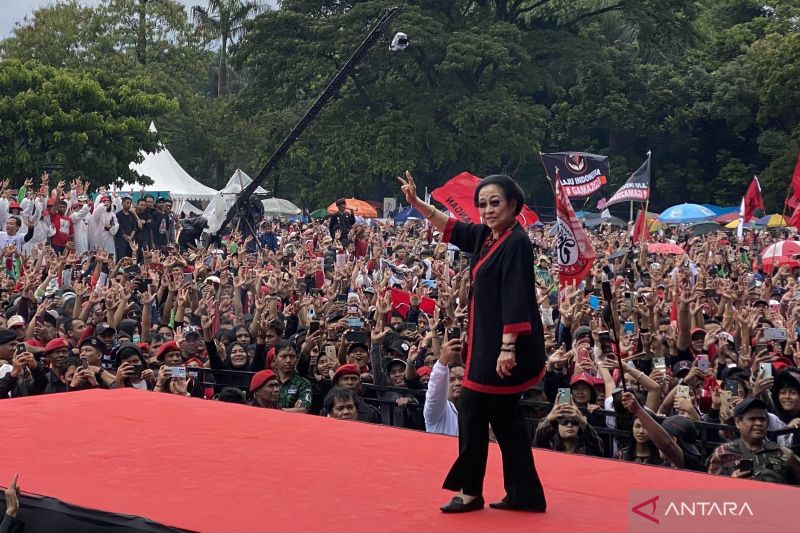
left=0, top=0, right=798, bottom=213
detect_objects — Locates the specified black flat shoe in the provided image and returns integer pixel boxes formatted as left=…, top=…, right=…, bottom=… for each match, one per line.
left=489, top=499, right=546, bottom=512
left=440, top=496, right=485, bottom=513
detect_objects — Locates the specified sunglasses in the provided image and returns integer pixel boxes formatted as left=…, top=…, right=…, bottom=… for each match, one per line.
left=558, top=419, right=579, bottom=427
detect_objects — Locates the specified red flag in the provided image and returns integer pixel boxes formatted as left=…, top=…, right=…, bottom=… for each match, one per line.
left=631, top=209, right=652, bottom=244
left=789, top=204, right=800, bottom=228
left=389, top=288, right=436, bottom=319
left=786, top=153, right=800, bottom=210
left=555, top=176, right=595, bottom=287
left=742, top=176, right=764, bottom=222
left=431, top=172, right=539, bottom=226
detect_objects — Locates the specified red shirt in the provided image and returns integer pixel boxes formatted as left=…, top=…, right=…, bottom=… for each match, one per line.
left=50, top=213, right=74, bottom=247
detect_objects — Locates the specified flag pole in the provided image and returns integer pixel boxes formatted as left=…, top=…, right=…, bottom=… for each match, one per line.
left=637, top=150, right=652, bottom=264
left=538, top=152, right=557, bottom=197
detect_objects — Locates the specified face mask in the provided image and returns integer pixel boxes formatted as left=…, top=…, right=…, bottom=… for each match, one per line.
left=132, top=335, right=141, bottom=343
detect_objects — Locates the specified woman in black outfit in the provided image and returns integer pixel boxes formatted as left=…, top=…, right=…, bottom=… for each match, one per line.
left=202, top=316, right=267, bottom=392
left=398, top=171, right=547, bottom=513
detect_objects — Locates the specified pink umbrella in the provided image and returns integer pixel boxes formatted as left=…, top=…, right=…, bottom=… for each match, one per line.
left=760, top=240, right=800, bottom=272
left=647, top=242, right=686, bottom=255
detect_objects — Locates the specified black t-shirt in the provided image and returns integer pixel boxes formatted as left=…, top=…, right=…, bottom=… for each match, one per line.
left=135, top=209, right=153, bottom=246
left=151, top=211, right=170, bottom=247
left=115, top=210, right=137, bottom=242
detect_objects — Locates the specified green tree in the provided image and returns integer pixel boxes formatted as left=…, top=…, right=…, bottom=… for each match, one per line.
left=0, top=60, right=176, bottom=186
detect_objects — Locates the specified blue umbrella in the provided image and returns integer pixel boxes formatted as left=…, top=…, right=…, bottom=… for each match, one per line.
left=657, top=203, right=716, bottom=224
left=393, top=206, right=424, bottom=224
left=701, top=204, right=739, bottom=216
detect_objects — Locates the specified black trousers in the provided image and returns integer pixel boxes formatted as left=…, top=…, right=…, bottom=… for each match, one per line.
left=443, top=387, right=546, bottom=507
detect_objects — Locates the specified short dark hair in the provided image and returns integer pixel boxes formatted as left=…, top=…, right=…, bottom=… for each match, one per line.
left=474, top=174, right=525, bottom=216
left=274, top=339, right=296, bottom=356
left=217, top=387, right=246, bottom=404
left=323, top=387, right=356, bottom=413
left=58, top=356, right=82, bottom=374
left=7, top=216, right=21, bottom=228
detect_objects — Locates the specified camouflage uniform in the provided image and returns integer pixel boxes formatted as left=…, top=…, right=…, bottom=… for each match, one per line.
left=707, top=437, right=800, bottom=484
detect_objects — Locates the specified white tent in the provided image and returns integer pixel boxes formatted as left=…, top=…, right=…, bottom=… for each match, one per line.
left=203, top=169, right=268, bottom=234
left=125, top=123, right=218, bottom=201
left=262, top=198, right=301, bottom=217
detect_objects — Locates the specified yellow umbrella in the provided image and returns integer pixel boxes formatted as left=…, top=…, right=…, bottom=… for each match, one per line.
left=725, top=219, right=740, bottom=229
left=760, top=214, right=788, bottom=227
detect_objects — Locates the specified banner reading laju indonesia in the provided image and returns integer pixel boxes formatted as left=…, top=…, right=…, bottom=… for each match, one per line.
left=603, top=153, right=651, bottom=208
left=542, top=152, right=609, bottom=198
left=555, top=176, right=595, bottom=287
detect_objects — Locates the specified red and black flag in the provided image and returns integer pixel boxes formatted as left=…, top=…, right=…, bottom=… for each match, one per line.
left=555, top=176, right=595, bottom=287
left=603, top=152, right=651, bottom=208
left=542, top=152, right=609, bottom=198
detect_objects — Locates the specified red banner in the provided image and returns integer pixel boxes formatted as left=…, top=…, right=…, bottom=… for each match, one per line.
left=555, top=177, right=595, bottom=287
left=786, top=154, right=800, bottom=210
left=389, top=288, right=436, bottom=319
left=431, top=172, right=539, bottom=226
left=632, top=209, right=653, bottom=245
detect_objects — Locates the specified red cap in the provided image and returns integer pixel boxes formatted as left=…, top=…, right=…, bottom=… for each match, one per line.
left=773, top=357, right=793, bottom=372
left=570, top=371, right=594, bottom=387
left=156, top=341, right=180, bottom=360
left=249, top=370, right=277, bottom=392
left=690, top=328, right=706, bottom=338
left=137, top=342, right=150, bottom=353
left=184, top=357, right=204, bottom=367
left=44, top=338, right=69, bottom=354
left=416, top=366, right=432, bottom=378
left=9, top=201, right=19, bottom=210
left=332, top=363, right=360, bottom=384
left=266, top=347, right=276, bottom=369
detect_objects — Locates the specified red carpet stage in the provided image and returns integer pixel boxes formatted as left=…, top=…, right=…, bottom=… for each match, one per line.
left=0, top=389, right=795, bottom=532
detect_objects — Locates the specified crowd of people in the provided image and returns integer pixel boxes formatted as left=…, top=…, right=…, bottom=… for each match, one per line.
left=2, top=173, right=800, bottom=496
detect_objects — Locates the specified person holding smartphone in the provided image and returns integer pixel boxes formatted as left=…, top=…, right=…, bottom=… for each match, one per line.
left=707, top=398, right=800, bottom=484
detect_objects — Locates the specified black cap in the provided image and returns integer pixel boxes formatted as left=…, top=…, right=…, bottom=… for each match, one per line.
left=733, top=398, right=768, bottom=418
left=661, top=416, right=700, bottom=456
left=79, top=337, right=106, bottom=352
left=96, top=323, right=116, bottom=336
left=0, top=328, right=16, bottom=345
left=389, top=339, right=411, bottom=359
left=385, top=358, right=407, bottom=372
left=347, top=342, right=369, bottom=354
left=672, top=360, right=692, bottom=378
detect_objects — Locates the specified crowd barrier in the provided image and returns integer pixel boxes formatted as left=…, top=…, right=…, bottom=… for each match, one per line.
left=190, top=367, right=800, bottom=460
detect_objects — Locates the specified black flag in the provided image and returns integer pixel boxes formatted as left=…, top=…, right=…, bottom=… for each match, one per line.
left=542, top=152, right=609, bottom=198
left=603, top=153, right=651, bottom=208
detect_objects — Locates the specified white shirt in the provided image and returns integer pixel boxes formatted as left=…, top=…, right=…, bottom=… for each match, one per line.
left=424, top=361, right=459, bottom=436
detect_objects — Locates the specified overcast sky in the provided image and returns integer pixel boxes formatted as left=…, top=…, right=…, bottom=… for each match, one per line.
left=1, top=1, right=208, bottom=38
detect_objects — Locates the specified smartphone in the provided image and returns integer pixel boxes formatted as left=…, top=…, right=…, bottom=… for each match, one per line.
left=325, top=345, right=337, bottom=359
left=345, top=331, right=368, bottom=344
left=347, top=306, right=358, bottom=315
left=335, top=294, right=348, bottom=303
left=347, top=318, right=364, bottom=329
left=737, top=459, right=754, bottom=473
left=309, top=321, right=320, bottom=335
left=576, top=346, right=591, bottom=366
left=623, top=321, right=635, bottom=336
left=720, top=390, right=732, bottom=406
left=696, top=354, right=710, bottom=372
left=80, top=358, right=89, bottom=370
left=15, top=342, right=25, bottom=355
left=703, top=288, right=718, bottom=298
left=676, top=385, right=690, bottom=398
left=556, top=388, right=572, bottom=405
left=724, top=379, right=739, bottom=395
left=447, top=327, right=461, bottom=340
left=588, top=294, right=600, bottom=311
left=130, top=364, right=143, bottom=379
left=183, top=273, right=193, bottom=284
left=760, top=362, right=773, bottom=379
left=653, top=357, right=666, bottom=371
left=754, top=343, right=769, bottom=354
left=763, top=328, right=788, bottom=342
left=601, top=281, right=613, bottom=303
left=169, top=366, right=186, bottom=379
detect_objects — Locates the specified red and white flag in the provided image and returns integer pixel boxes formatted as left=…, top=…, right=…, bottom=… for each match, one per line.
left=555, top=176, right=595, bottom=287
left=738, top=175, right=764, bottom=239
left=786, top=153, right=800, bottom=210
left=631, top=209, right=653, bottom=245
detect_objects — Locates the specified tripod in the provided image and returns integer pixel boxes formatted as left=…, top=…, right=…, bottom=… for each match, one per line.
left=219, top=192, right=265, bottom=253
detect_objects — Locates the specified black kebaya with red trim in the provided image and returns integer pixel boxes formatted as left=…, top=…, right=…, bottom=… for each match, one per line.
left=442, top=218, right=547, bottom=394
